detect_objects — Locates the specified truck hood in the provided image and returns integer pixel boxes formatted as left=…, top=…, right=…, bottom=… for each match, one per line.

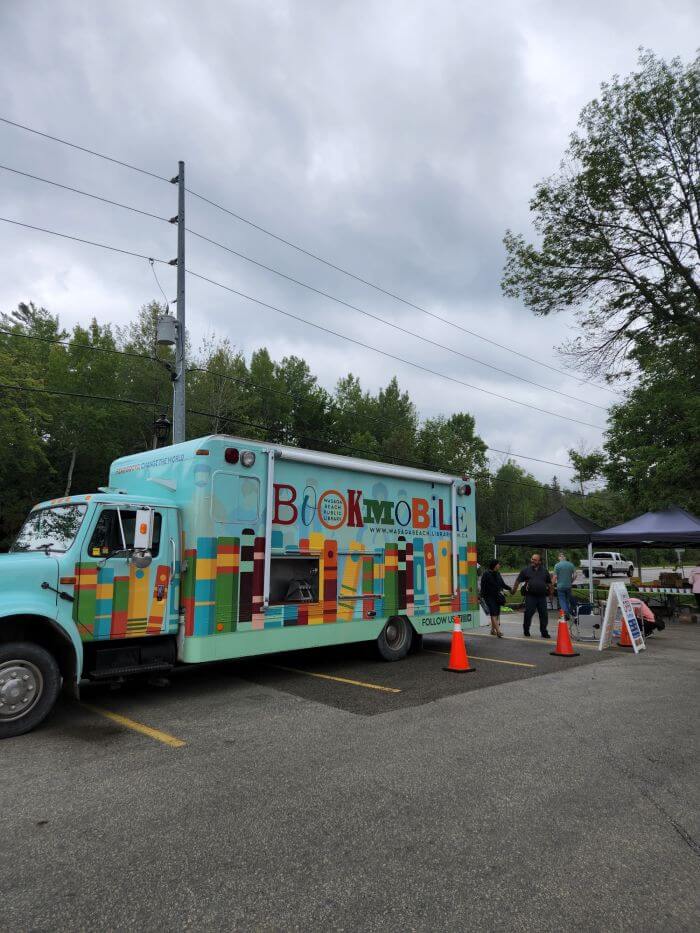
left=0, top=552, right=60, bottom=618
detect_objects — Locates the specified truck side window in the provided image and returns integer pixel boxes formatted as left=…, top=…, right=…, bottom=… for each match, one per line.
left=212, top=474, right=260, bottom=523
left=269, top=557, right=319, bottom=603
left=88, top=509, right=162, bottom=558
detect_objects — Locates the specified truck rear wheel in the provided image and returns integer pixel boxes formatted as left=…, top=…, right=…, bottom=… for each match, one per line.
left=605, top=566, right=613, bottom=578
left=377, top=616, right=412, bottom=661
left=0, top=642, right=61, bottom=739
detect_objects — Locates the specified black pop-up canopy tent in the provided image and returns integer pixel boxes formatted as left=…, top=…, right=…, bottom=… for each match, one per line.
left=494, top=506, right=602, bottom=547
left=593, top=506, right=700, bottom=582
left=592, top=506, right=700, bottom=547
left=495, top=507, right=603, bottom=602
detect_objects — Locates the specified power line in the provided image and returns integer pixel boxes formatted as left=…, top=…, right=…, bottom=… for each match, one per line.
left=0, top=161, right=606, bottom=414
left=149, top=258, right=172, bottom=307
left=186, top=227, right=608, bottom=412
left=0, top=216, right=590, bottom=463
left=0, top=330, right=546, bottom=467
left=187, top=364, right=577, bottom=470
left=0, top=327, right=161, bottom=364
left=0, top=117, right=170, bottom=184
left=185, top=267, right=605, bottom=431
left=0, top=381, right=163, bottom=410
left=0, top=380, right=580, bottom=494
left=185, top=188, right=618, bottom=398
left=3, top=329, right=572, bottom=470
left=0, top=115, right=615, bottom=397
left=184, top=406, right=581, bottom=493
left=0, top=163, right=170, bottom=223
left=0, top=215, right=167, bottom=264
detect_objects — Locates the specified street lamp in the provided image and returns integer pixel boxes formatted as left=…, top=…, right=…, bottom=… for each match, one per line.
left=153, top=413, right=171, bottom=449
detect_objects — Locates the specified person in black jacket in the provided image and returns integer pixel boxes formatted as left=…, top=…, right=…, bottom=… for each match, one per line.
left=479, top=558, right=510, bottom=637
left=512, top=553, right=552, bottom=638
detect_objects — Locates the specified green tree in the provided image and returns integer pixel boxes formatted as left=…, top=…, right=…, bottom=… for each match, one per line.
left=503, top=50, right=700, bottom=376
left=604, top=337, right=700, bottom=514
left=331, top=374, right=381, bottom=459
left=568, top=447, right=606, bottom=496
left=117, top=301, right=174, bottom=450
left=275, top=355, right=331, bottom=449
left=0, top=307, right=54, bottom=546
left=187, top=336, right=252, bottom=439
left=417, top=412, right=488, bottom=475
left=372, top=377, right=419, bottom=464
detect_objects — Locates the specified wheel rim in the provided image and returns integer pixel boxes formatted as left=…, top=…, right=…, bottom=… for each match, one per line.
left=0, top=660, right=44, bottom=722
left=385, top=619, right=406, bottom=650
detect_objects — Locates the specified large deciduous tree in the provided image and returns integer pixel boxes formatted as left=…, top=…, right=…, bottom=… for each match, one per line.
left=604, top=337, right=700, bottom=514
left=503, top=50, right=700, bottom=376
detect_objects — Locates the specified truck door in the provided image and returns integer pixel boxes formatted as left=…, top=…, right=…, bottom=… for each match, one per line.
left=74, top=505, right=179, bottom=641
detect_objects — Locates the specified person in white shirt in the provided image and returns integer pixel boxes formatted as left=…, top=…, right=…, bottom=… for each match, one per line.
left=689, top=564, right=700, bottom=610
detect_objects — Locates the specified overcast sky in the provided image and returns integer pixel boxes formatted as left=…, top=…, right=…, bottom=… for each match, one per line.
left=1, top=1, right=698, bottom=483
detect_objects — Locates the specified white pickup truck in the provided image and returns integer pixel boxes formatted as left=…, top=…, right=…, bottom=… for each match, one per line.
left=579, top=551, right=635, bottom=578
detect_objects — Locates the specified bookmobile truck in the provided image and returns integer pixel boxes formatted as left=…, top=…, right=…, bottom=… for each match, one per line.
left=0, top=435, right=478, bottom=738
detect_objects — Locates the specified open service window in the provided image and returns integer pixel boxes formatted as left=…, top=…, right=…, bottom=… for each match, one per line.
left=270, top=556, right=320, bottom=604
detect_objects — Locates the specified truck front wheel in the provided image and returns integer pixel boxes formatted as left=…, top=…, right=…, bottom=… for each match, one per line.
left=377, top=616, right=412, bottom=661
left=0, top=642, right=61, bottom=739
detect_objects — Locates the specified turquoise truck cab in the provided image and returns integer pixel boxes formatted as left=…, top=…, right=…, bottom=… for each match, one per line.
left=1, top=435, right=477, bottom=739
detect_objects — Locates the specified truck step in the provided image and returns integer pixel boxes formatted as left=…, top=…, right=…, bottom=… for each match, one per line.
left=86, top=662, right=174, bottom=680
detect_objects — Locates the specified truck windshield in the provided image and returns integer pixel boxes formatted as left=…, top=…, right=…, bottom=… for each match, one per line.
left=11, top=504, right=88, bottom=553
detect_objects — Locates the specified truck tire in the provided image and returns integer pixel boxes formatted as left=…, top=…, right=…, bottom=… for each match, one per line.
left=582, top=569, right=589, bottom=579
left=627, top=566, right=634, bottom=577
left=409, top=631, right=424, bottom=654
left=0, top=642, right=61, bottom=740
left=605, top=565, right=613, bottom=578
left=377, top=616, right=412, bottom=661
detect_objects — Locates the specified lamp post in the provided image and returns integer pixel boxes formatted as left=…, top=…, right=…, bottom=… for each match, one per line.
left=153, top=413, right=171, bottom=449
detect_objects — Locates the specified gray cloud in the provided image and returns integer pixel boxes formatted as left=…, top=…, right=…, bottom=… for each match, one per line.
left=1, top=0, right=697, bottom=482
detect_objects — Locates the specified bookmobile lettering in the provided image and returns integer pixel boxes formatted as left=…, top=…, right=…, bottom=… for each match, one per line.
left=273, top=484, right=469, bottom=533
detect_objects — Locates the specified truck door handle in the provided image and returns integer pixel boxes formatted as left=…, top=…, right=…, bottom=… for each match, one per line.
left=41, top=581, right=74, bottom=603
left=169, top=537, right=176, bottom=577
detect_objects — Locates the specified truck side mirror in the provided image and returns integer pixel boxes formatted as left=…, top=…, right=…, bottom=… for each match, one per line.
left=131, top=508, right=155, bottom=568
left=134, top=509, right=155, bottom=550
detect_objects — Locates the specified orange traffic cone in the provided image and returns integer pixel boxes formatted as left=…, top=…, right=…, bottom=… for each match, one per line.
left=443, top=616, right=476, bottom=673
left=550, top=609, right=580, bottom=657
left=618, top=616, right=634, bottom=649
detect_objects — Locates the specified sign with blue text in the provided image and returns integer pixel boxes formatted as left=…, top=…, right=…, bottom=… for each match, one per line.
left=599, top=582, right=646, bottom=653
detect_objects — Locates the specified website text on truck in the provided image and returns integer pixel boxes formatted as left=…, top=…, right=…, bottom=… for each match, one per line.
left=0, top=436, right=478, bottom=738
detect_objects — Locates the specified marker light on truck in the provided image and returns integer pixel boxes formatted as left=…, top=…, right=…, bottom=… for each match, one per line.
left=241, top=451, right=256, bottom=468
left=225, top=448, right=239, bottom=464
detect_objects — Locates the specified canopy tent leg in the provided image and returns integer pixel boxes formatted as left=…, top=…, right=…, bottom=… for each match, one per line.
left=494, top=543, right=498, bottom=560
left=636, top=547, right=642, bottom=582
left=588, top=541, right=594, bottom=605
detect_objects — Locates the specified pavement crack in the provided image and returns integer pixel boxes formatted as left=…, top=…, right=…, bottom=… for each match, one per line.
left=562, top=715, right=700, bottom=859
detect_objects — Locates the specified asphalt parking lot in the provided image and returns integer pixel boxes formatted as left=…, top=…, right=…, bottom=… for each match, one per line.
left=2, top=620, right=699, bottom=932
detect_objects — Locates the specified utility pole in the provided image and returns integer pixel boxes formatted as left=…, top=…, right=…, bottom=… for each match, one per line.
left=170, top=160, right=186, bottom=444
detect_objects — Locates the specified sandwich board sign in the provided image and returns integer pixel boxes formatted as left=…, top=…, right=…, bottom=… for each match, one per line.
left=599, top=582, right=646, bottom=653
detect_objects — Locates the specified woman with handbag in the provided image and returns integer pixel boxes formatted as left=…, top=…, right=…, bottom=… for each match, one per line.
left=479, top=558, right=510, bottom=637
